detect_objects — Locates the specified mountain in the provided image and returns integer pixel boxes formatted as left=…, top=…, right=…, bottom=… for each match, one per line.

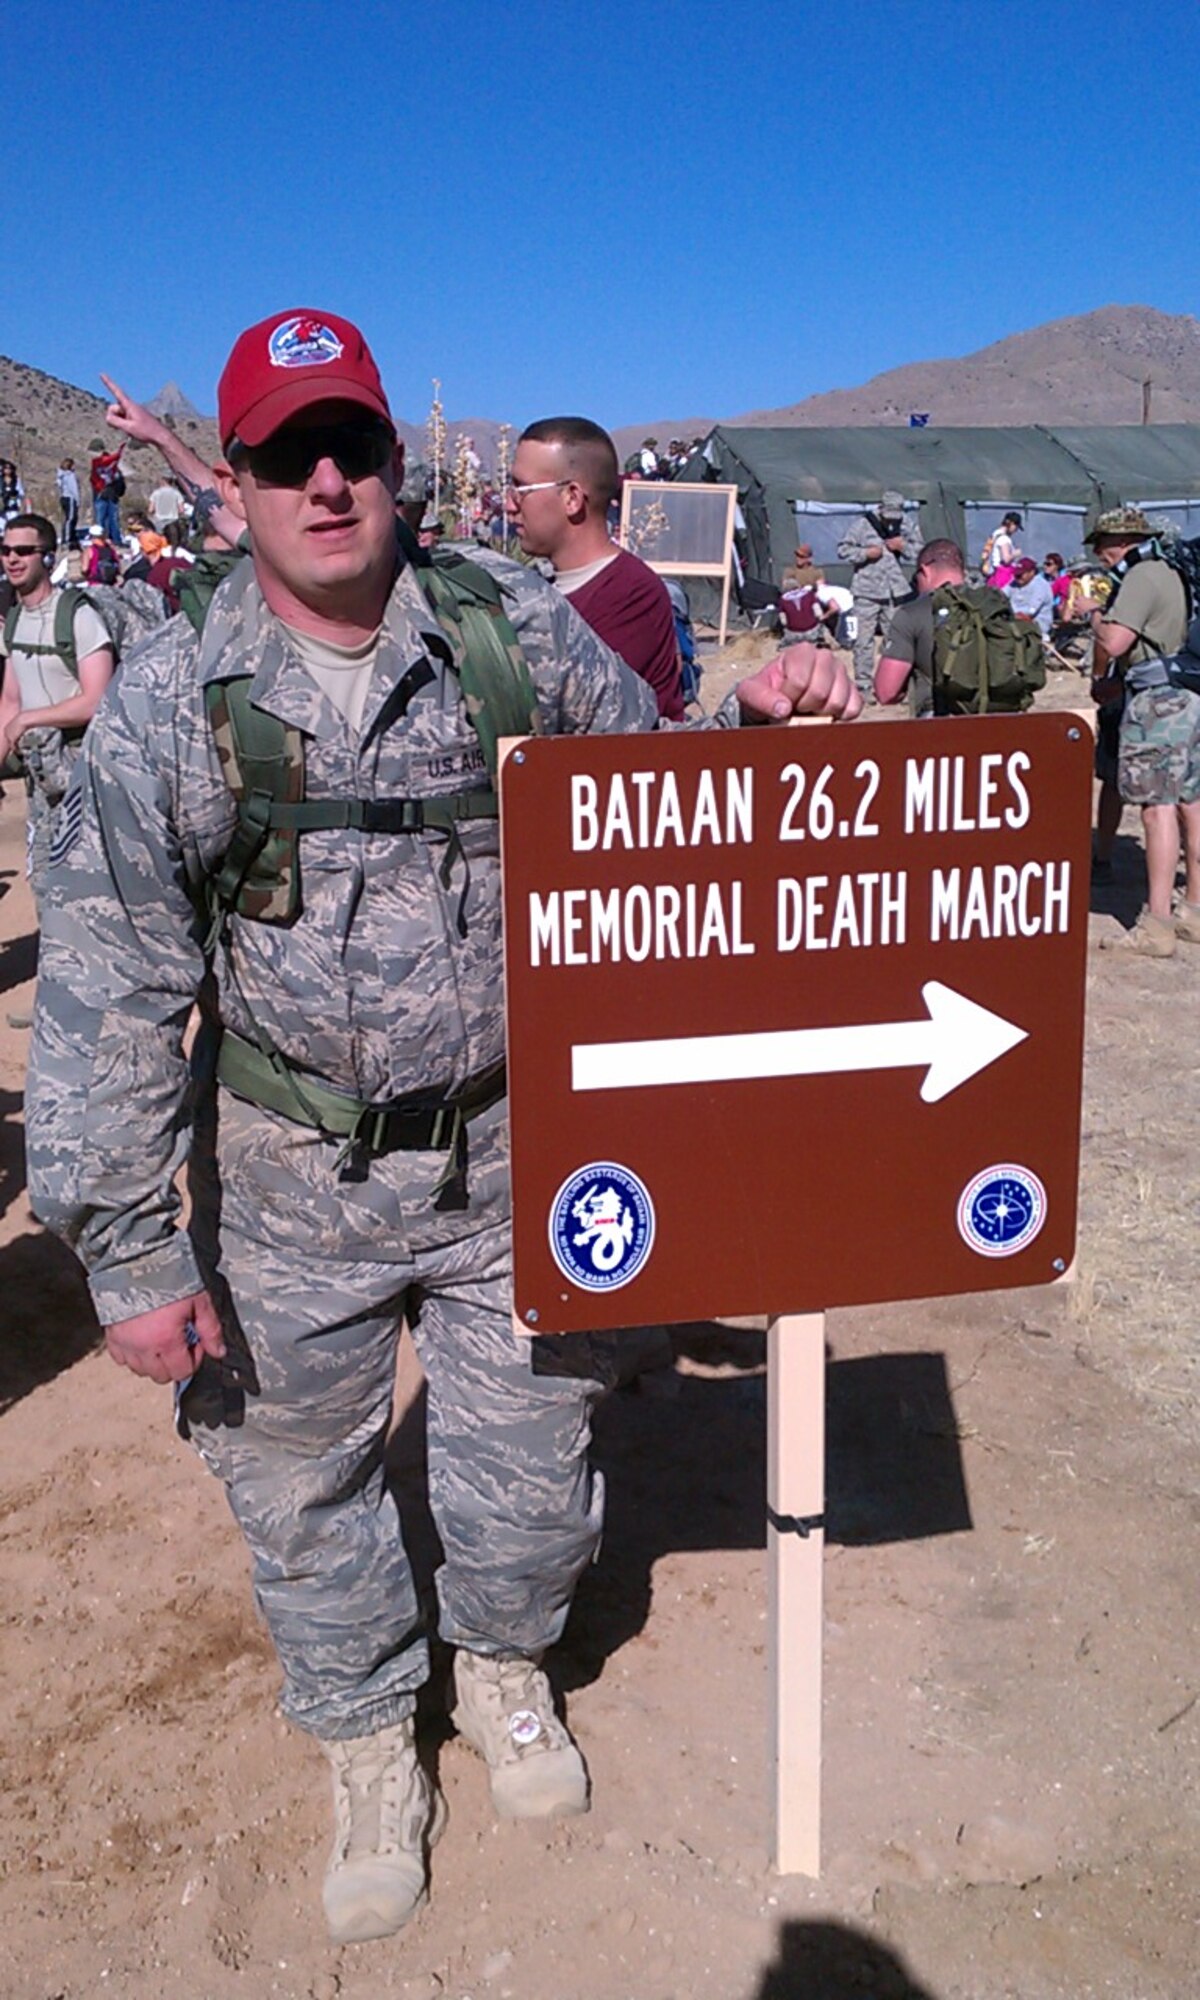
left=723, top=306, right=1200, bottom=430
left=146, top=381, right=204, bottom=423
left=0, top=356, right=221, bottom=514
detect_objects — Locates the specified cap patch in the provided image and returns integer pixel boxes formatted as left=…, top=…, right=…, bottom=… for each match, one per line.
left=268, top=316, right=345, bottom=371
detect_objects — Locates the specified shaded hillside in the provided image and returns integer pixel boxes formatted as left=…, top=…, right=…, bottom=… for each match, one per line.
left=0, top=357, right=221, bottom=515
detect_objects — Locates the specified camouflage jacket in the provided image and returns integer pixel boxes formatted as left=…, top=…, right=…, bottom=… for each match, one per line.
left=26, top=552, right=740, bottom=1321
left=836, top=512, right=921, bottom=602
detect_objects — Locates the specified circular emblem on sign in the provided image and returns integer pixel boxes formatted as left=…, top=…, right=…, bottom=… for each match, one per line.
left=548, top=1162, right=655, bottom=1292
left=957, top=1164, right=1047, bottom=1258
left=268, top=315, right=345, bottom=370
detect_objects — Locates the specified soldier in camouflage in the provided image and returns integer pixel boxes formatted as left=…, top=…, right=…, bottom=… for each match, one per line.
left=0, top=513, right=116, bottom=916
left=837, top=489, right=921, bottom=700
left=25, top=308, right=860, bottom=1945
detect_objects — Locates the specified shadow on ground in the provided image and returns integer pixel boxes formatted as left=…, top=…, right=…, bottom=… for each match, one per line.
left=0, top=1084, right=25, bottom=1220
left=0, top=1226, right=102, bottom=1415
left=0, top=926, right=37, bottom=999
left=1088, top=830, right=1150, bottom=928
left=387, top=1323, right=972, bottom=1695
left=755, top=1918, right=939, bottom=1999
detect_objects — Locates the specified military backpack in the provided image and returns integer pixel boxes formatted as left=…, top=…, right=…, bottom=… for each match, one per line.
left=202, top=535, right=540, bottom=941
left=929, top=583, right=1047, bottom=716
left=2, top=585, right=117, bottom=686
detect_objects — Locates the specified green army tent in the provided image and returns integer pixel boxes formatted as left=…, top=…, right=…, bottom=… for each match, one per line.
left=678, top=424, right=1200, bottom=607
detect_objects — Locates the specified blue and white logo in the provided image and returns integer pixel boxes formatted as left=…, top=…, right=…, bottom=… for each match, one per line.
left=268, top=315, right=345, bottom=370
left=957, top=1163, right=1047, bottom=1258
left=548, top=1161, right=655, bottom=1292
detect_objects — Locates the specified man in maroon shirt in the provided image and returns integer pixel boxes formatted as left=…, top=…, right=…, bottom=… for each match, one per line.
left=506, top=417, right=685, bottom=719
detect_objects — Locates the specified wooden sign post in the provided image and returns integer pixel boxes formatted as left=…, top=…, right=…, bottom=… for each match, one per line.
left=767, top=1311, right=826, bottom=1873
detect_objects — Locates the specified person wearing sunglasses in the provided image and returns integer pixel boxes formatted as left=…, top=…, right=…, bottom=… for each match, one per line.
left=0, top=513, right=115, bottom=919
left=25, top=306, right=860, bottom=1947
left=506, top=415, right=685, bottom=719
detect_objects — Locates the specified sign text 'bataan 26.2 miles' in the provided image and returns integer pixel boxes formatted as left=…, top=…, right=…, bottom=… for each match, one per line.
left=501, top=715, right=1091, bottom=1333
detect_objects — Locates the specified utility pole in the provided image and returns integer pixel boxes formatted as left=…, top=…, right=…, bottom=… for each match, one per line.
left=1142, top=377, right=1152, bottom=426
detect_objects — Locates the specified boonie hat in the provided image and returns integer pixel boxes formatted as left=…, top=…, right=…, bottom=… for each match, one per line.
left=794, top=542, right=814, bottom=561
left=1084, top=505, right=1153, bottom=545
left=880, top=490, right=905, bottom=514
left=399, top=457, right=429, bottom=506
left=218, top=309, right=394, bottom=450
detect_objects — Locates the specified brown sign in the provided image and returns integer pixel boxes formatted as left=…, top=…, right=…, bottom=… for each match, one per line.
left=501, top=715, right=1092, bottom=1332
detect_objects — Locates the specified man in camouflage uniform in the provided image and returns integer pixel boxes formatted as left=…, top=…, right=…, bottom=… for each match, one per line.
left=837, top=489, right=921, bottom=701
left=1088, top=506, right=1200, bottom=957
left=25, top=308, right=860, bottom=1945
left=0, top=512, right=115, bottom=915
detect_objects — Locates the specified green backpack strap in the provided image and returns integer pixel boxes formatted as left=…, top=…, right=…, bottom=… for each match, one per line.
left=416, top=548, right=540, bottom=778
left=2, top=587, right=86, bottom=683
left=204, top=678, right=306, bottom=930
left=56, top=586, right=88, bottom=680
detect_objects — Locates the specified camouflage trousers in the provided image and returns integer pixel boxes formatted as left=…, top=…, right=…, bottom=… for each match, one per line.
left=1118, top=686, right=1200, bottom=806
left=851, top=597, right=899, bottom=697
left=181, top=1088, right=607, bottom=1741
left=20, top=730, right=83, bottom=917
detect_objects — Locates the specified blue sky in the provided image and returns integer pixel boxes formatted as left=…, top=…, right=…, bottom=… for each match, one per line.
left=12, top=0, right=1199, bottom=431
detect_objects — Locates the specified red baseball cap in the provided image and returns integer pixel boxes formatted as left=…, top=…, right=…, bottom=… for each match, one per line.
left=217, top=309, right=393, bottom=450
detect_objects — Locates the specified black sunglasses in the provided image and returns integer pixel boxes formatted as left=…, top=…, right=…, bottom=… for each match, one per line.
left=0, top=543, right=47, bottom=559
left=229, top=421, right=394, bottom=488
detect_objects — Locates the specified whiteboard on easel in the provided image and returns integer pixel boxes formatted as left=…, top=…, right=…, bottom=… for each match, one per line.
left=618, top=481, right=739, bottom=645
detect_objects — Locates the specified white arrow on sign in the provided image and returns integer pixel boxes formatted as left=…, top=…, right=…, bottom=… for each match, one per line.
left=571, top=981, right=1027, bottom=1105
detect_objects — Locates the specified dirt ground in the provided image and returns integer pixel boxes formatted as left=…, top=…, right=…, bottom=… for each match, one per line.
left=0, top=655, right=1197, bottom=2000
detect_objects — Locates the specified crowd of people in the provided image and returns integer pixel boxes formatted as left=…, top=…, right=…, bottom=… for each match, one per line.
left=773, top=496, right=1200, bottom=958
left=623, top=435, right=703, bottom=480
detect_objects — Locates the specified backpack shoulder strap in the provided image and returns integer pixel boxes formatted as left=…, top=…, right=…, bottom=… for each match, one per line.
left=417, top=550, right=540, bottom=779
left=55, top=586, right=89, bottom=680
left=1, top=588, right=87, bottom=681
left=204, top=676, right=304, bottom=928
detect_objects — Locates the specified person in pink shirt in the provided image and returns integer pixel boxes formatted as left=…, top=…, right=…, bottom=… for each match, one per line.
left=1042, top=551, right=1072, bottom=610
